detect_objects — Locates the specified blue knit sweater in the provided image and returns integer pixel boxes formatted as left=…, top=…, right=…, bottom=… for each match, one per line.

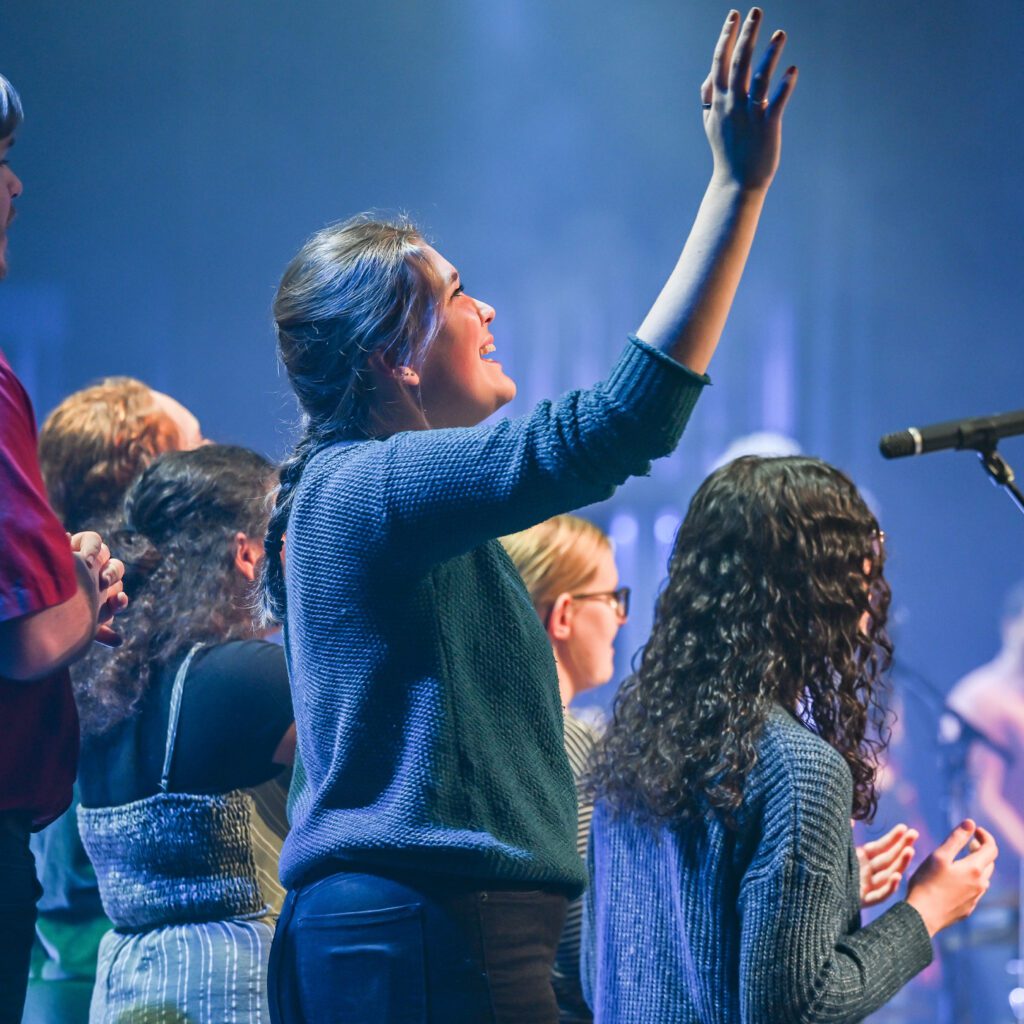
left=280, top=336, right=706, bottom=892
left=583, top=707, right=933, bottom=1023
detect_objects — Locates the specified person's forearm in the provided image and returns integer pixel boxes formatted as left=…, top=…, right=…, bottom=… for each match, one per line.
left=0, top=554, right=100, bottom=681
left=637, top=179, right=767, bottom=375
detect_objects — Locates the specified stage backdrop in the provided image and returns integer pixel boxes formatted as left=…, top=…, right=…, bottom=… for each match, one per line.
left=4, top=0, right=1023, bottom=842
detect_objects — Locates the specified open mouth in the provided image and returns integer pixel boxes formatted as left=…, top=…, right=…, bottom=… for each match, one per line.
left=479, top=340, right=497, bottom=361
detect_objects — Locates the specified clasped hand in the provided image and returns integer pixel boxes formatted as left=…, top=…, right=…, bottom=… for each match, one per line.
left=70, top=531, right=129, bottom=647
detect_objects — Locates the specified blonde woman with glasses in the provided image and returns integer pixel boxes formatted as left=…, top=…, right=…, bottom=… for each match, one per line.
left=503, top=514, right=627, bottom=1023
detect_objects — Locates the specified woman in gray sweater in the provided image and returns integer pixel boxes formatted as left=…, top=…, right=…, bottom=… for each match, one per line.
left=584, top=455, right=998, bottom=1024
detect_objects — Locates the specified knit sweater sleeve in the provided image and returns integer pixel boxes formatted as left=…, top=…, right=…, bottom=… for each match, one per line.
left=327, top=335, right=706, bottom=568
left=737, top=739, right=933, bottom=1024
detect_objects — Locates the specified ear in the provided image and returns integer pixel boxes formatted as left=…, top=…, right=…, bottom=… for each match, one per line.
left=546, top=592, right=574, bottom=642
left=367, top=349, right=421, bottom=387
left=234, top=531, right=261, bottom=582
left=391, top=365, right=421, bottom=386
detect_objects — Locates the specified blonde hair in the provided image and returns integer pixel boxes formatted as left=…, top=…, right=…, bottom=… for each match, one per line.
left=39, top=377, right=181, bottom=530
left=501, top=514, right=611, bottom=614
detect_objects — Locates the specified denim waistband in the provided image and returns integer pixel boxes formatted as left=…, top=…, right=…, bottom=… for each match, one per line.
left=297, top=858, right=571, bottom=899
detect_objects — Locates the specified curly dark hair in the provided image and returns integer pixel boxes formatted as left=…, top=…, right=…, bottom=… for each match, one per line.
left=587, top=455, right=892, bottom=827
left=74, top=445, right=275, bottom=736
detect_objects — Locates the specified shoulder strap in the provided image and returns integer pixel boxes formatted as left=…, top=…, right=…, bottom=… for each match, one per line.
left=159, top=643, right=204, bottom=793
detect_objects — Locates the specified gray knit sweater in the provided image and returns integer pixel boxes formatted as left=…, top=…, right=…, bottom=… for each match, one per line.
left=583, top=706, right=933, bottom=1023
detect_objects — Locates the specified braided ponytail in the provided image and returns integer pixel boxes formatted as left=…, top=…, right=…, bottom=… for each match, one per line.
left=260, top=424, right=341, bottom=623
left=259, top=213, right=441, bottom=623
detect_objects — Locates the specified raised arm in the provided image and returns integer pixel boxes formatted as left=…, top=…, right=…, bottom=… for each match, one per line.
left=639, top=7, right=797, bottom=373
left=295, top=11, right=797, bottom=571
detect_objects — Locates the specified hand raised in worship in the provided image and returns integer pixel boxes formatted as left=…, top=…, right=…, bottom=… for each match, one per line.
left=856, top=823, right=918, bottom=909
left=701, top=7, right=798, bottom=194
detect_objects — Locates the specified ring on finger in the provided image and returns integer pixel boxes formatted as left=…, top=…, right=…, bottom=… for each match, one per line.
left=701, top=102, right=712, bottom=109
left=749, top=94, right=769, bottom=108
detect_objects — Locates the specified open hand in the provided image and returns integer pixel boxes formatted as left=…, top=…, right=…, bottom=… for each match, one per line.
left=906, top=820, right=998, bottom=936
left=702, top=8, right=797, bottom=193
left=857, top=823, right=918, bottom=908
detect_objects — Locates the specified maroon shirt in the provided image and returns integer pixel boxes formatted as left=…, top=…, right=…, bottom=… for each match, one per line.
left=0, top=350, right=79, bottom=828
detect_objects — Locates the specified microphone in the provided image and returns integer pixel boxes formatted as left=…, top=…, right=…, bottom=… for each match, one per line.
left=879, top=409, right=1024, bottom=459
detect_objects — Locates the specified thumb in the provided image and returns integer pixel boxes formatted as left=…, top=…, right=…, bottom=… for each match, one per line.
left=936, top=819, right=977, bottom=860
left=72, top=531, right=103, bottom=565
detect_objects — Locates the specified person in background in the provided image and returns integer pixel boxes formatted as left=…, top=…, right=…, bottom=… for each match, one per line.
left=949, top=582, right=1024, bottom=866
left=24, top=377, right=206, bottom=1023
left=584, top=455, right=998, bottom=1024
left=0, top=72, right=127, bottom=1024
left=502, top=514, right=627, bottom=1023
left=40, top=376, right=205, bottom=536
left=75, top=445, right=294, bottom=1024
left=947, top=581, right=1024, bottom=1022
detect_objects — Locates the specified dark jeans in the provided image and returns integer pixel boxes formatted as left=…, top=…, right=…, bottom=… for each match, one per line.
left=0, top=813, right=41, bottom=1024
left=269, top=868, right=568, bottom=1024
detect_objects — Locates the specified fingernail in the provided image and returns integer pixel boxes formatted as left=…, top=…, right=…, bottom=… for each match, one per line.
left=772, top=29, right=784, bottom=41
left=750, top=7, right=761, bottom=21
left=728, top=10, right=739, bottom=22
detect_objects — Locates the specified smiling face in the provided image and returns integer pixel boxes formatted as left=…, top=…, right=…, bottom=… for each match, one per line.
left=415, top=244, right=516, bottom=428
left=0, top=134, right=23, bottom=280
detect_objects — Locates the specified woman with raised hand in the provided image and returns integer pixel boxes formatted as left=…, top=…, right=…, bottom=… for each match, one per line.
left=584, top=456, right=998, bottom=1024
left=263, top=10, right=796, bottom=1022
left=75, top=446, right=295, bottom=1024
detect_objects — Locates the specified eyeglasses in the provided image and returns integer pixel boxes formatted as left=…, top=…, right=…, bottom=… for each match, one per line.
left=571, top=586, right=631, bottom=621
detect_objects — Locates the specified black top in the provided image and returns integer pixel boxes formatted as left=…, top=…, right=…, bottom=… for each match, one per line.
left=79, top=640, right=293, bottom=808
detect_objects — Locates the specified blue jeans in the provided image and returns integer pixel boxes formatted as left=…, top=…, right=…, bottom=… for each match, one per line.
left=268, top=869, right=567, bottom=1024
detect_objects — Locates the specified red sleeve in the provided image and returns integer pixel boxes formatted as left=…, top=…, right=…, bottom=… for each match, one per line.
left=0, top=352, right=77, bottom=623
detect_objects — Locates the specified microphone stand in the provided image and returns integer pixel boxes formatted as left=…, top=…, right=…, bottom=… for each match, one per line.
left=887, top=439, right=1024, bottom=1016
left=974, top=442, right=1024, bottom=519
left=968, top=443, right=1024, bottom=1018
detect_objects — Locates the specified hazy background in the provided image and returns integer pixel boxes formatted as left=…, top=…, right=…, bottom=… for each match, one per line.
left=3, top=3, right=1023, bottom=1017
